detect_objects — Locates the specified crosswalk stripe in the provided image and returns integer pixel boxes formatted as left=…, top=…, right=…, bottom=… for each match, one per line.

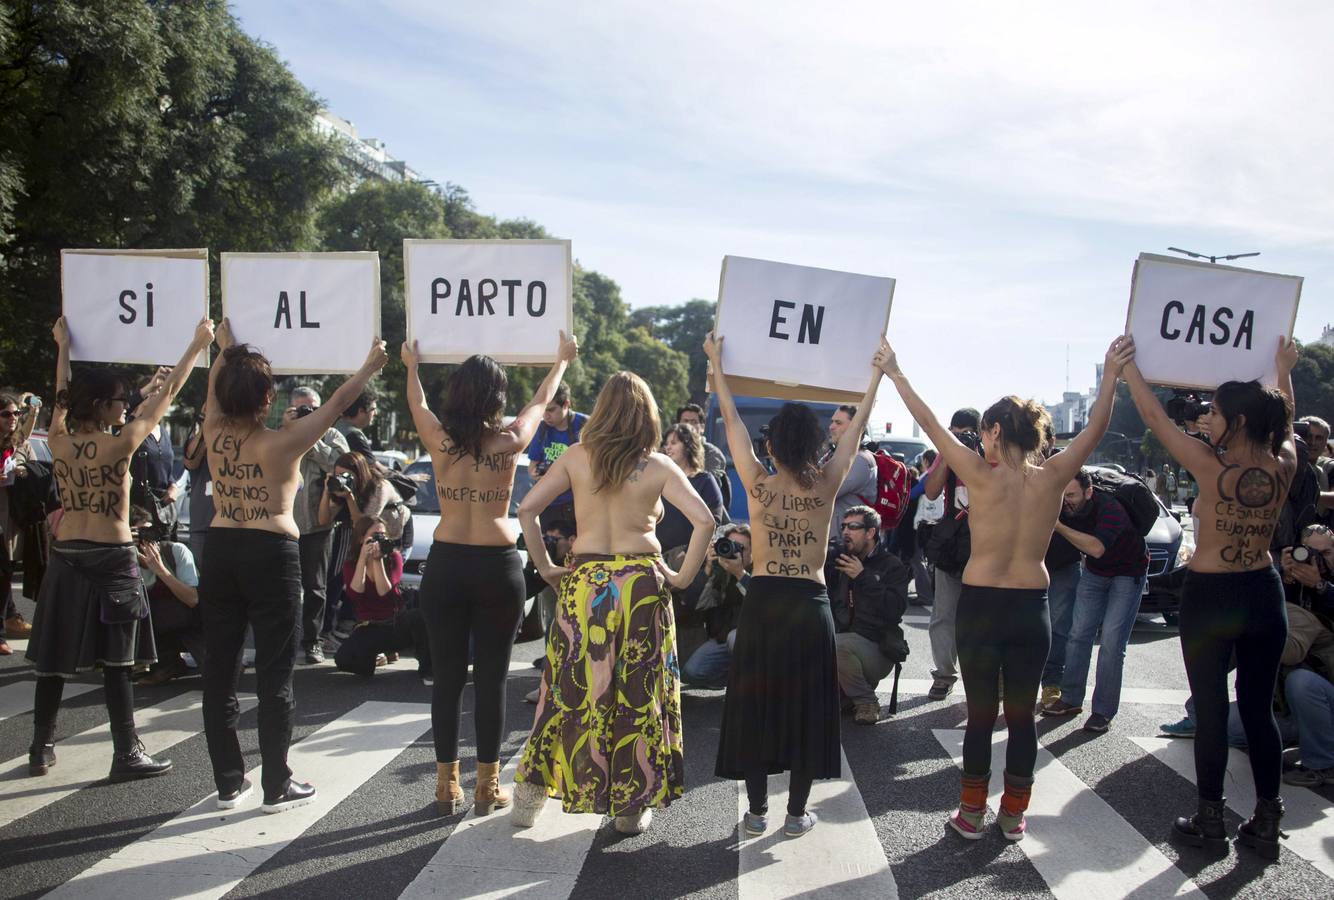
left=0, top=691, right=255, bottom=830
left=889, top=681, right=1190, bottom=707
left=45, top=700, right=431, bottom=900
left=735, top=748, right=898, bottom=900
left=0, top=676, right=97, bottom=722
left=934, top=728, right=1205, bottom=899
left=1130, top=736, right=1334, bottom=878
left=398, top=754, right=602, bottom=899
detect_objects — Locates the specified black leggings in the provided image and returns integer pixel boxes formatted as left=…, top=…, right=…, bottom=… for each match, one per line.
left=745, top=770, right=813, bottom=818
left=957, top=585, right=1050, bottom=779
left=33, top=667, right=135, bottom=745
left=419, top=542, right=525, bottom=764
left=1180, top=567, right=1287, bottom=802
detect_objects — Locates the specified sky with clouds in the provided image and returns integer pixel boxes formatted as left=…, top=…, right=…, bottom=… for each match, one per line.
left=231, top=0, right=1333, bottom=431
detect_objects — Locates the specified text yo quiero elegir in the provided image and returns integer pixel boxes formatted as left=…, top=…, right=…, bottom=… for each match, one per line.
left=403, top=239, right=573, bottom=365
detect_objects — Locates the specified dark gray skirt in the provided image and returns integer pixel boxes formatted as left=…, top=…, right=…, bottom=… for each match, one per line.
left=26, top=539, right=157, bottom=676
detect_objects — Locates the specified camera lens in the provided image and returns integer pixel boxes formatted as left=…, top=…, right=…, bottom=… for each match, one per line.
left=714, top=536, right=739, bottom=558
left=1292, top=546, right=1312, bottom=564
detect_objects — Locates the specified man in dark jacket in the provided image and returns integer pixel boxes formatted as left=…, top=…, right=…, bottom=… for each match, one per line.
left=830, top=506, right=911, bottom=725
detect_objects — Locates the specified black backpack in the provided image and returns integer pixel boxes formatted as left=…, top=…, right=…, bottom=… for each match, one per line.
left=1088, top=469, right=1158, bottom=536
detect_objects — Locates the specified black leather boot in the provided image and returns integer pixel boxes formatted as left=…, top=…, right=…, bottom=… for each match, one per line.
left=28, top=742, right=56, bottom=776
left=1237, top=796, right=1285, bottom=861
left=1171, top=797, right=1228, bottom=853
left=109, top=731, right=173, bottom=781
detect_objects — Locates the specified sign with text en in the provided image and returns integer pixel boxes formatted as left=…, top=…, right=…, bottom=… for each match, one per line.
left=220, top=252, right=381, bottom=375
left=1125, top=253, right=1302, bottom=390
left=61, top=249, right=210, bottom=367
left=711, top=255, right=894, bottom=402
left=404, top=239, right=573, bottom=364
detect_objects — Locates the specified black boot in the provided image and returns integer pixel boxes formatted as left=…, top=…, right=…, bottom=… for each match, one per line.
left=1237, top=796, right=1285, bottom=862
left=28, top=742, right=56, bottom=776
left=1172, top=797, right=1228, bottom=853
left=109, top=729, right=173, bottom=781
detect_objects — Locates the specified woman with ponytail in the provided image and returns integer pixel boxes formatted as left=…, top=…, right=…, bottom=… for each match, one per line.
left=877, top=335, right=1133, bottom=842
left=1123, top=338, right=1299, bottom=860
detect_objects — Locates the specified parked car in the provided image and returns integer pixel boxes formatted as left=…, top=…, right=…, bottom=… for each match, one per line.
left=374, top=450, right=411, bottom=472
left=875, top=435, right=930, bottom=466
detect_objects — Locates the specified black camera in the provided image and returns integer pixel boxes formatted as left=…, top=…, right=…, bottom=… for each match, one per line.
left=329, top=472, right=355, bottom=495
left=131, top=523, right=162, bottom=545
left=534, top=459, right=552, bottom=477
left=293, top=405, right=316, bottom=420
left=1292, top=545, right=1313, bottom=564
left=1165, top=392, right=1212, bottom=426
left=714, top=535, right=742, bottom=559
left=371, top=535, right=397, bottom=557
left=956, top=430, right=982, bottom=454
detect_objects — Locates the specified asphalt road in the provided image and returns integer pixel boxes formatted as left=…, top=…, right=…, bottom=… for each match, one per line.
left=2, top=576, right=1332, bottom=900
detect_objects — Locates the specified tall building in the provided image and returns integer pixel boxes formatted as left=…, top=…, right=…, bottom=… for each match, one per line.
left=1044, top=365, right=1101, bottom=435
left=314, top=109, right=426, bottom=186
left=1317, top=323, right=1334, bottom=347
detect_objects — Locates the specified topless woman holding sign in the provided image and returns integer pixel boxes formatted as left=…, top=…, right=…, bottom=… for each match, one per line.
left=200, top=321, right=387, bottom=813
left=877, top=335, right=1133, bottom=842
left=28, top=316, right=213, bottom=780
left=1123, top=338, right=1299, bottom=860
left=705, top=332, right=883, bottom=839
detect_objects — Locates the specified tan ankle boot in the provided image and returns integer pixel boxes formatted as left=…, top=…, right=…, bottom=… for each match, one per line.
left=436, top=761, right=464, bottom=815
left=474, top=761, right=510, bottom=815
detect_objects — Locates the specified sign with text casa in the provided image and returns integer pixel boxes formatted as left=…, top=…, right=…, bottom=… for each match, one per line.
left=60, top=249, right=210, bottom=367
left=709, top=255, right=895, bottom=402
left=220, top=252, right=381, bottom=375
left=1125, top=253, right=1302, bottom=390
left=403, top=239, right=573, bottom=365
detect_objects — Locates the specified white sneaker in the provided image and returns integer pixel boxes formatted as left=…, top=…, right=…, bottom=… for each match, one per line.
left=510, top=781, right=547, bottom=828
left=614, top=809, right=653, bottom=835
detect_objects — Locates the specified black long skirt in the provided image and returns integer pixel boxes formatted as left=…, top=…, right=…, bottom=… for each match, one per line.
left=715, top=576, right=840, bottom=780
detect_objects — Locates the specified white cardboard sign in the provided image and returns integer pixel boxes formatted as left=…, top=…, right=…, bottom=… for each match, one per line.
left=220, top=252, right=380, bottom=375
left=1125, top=253, right=1302, bottom=389
left=711, top=255, right=894, bottom=402
left=60, top=249, right=210, bottom=367
left=403, top=239, right=573, bottom=364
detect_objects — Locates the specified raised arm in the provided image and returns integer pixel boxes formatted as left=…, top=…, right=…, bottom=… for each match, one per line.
left=1275, top=336, right=1299, bottom=468
left=123, top=318, right=214, bottom=446
left=278, top=337, right=388, bottom=455
left=702, top=333, right=766, bottom=486
left=823, top=356, right=883, bottom=489
left=1044, top=336, right=1133, bottom=484
left=876, top=338, right=990, bottom=485
left=1121, top=349, right=1217, bottom=478
left=507, top=331, right=579, bottom=448
left=50, top=318, right=72, bottom=436
left=400, top=339, right=445, bottom=452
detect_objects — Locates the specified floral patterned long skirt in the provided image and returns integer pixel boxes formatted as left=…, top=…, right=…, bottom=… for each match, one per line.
left=515, top=553, right=684, bottom=815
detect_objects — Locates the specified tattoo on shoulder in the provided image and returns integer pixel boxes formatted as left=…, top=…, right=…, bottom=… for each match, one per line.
left=626, top=459, right=649, bottom=482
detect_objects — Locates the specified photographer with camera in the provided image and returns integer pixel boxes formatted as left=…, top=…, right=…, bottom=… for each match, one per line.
left=1, top=390, right=42, bottom=652
left=317, top=451, right=395, bottom=655
left=680, top=524, right=752, bottom=688
left=332, top=515, right=430, bottom=678
left=828, top=506, right=911, bottom=725
left=129, top=505, right=204, bottom=687
left=522, top=521, right=576, bottom=703
left=286, top=388, right=350, bottom=666
left=526, top=384, right=586, bottom=530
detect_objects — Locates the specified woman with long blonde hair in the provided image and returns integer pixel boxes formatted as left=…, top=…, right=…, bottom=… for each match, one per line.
left=511, top=371, right=715, bottom=835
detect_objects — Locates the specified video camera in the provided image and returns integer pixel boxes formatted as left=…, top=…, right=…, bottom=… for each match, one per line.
left=1165, top=391, right=1211, bottom=426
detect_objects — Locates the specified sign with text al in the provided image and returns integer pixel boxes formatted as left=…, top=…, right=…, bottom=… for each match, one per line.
left=403, top=239, right=573, bottom=364
left=1125, top=253, right=1302, bottom=390
left=60, top=249, right=210, bottom=367
left=710, top=255, right=895, bottom=402
left=220, top=252, right=381, bottom=375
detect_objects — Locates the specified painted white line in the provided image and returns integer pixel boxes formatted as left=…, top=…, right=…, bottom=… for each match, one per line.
left=902, top=614, right=931, bottom=625
left=47, top=700, right=431, bottom=900
left=399, top=754, right=603, bottom=899
left=0, top=692, right=256, bottom=829
left=4, top=637, right=28, bottom=653
left=0, top=677, right=97, bottom=723
left=934, top=729, right=1203, bottom=900
left=736, top=748, right=897, bottom=900
left=888, top=680, right=1190, bottom=707
left=1131, top=736, right=1334, bottom=879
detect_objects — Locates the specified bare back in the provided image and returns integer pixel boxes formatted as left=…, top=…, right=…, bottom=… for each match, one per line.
left=428, top=429, right=523, bottom=546
left=561, top=445, right=672, bottom=555
left=1189, top=451, right=1294, bottom=573
left=961, top=463, right=1068, bottom=590
left=744, top=467, right=838, bottom=583
left=205, top=421, right=301, bottom=537
left=48, top=429, right=135, bottom=543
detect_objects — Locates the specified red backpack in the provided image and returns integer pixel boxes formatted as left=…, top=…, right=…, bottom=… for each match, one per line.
left=860, top=451, right=911, bottom=529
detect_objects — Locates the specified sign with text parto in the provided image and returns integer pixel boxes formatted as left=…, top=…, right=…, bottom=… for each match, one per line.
left=60, top=249, right=210, bottom=367
left=403, top=239, right=573, bottom=364
left=220, top=252, right=381, bottom=375
left=710, top=255, right=895, bottom=402
left=1125, top=253, right=1302, bottom=390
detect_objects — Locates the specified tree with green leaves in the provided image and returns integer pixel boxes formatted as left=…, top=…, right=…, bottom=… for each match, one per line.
left=629, top=299, right=716, bottom=403
left=1292, top=340, right=1334, bottom=424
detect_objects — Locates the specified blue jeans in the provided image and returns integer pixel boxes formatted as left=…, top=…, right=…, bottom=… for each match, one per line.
left=1041, top=563, right=1082, bottom=688
left=682, top=630, right=735, bottom=685
left=1060, top=571, right=1146, bottom=718
left=1286, top=668, right=1334, bottom=769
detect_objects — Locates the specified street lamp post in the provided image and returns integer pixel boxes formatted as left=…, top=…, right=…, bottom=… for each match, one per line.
left=1166, top=246, right=1260, bottom=265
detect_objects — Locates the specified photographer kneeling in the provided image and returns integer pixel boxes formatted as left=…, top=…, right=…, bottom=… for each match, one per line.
left=522, top=521, right=577, bottom=703
left=680, top=524, right=752, bottom=687
left=333, top=516, right=431, bottom=680
left=830, top=505, right=911, bottom=725
left=132, top=505, right=204, bottom=687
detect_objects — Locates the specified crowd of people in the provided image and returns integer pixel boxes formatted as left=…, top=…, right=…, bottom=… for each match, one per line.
left=3, top=315, right=1332, bottom=855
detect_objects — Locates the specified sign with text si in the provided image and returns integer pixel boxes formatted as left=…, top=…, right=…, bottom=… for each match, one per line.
left=221, top=252, right=380, bottom=375
left=60, top=249, right=210, bottom=367
left=404, top=239, right=573, bottom=364
left=1125, top=253, right=1302, bottom=390
left=710, top=255, right=895, bottom=402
